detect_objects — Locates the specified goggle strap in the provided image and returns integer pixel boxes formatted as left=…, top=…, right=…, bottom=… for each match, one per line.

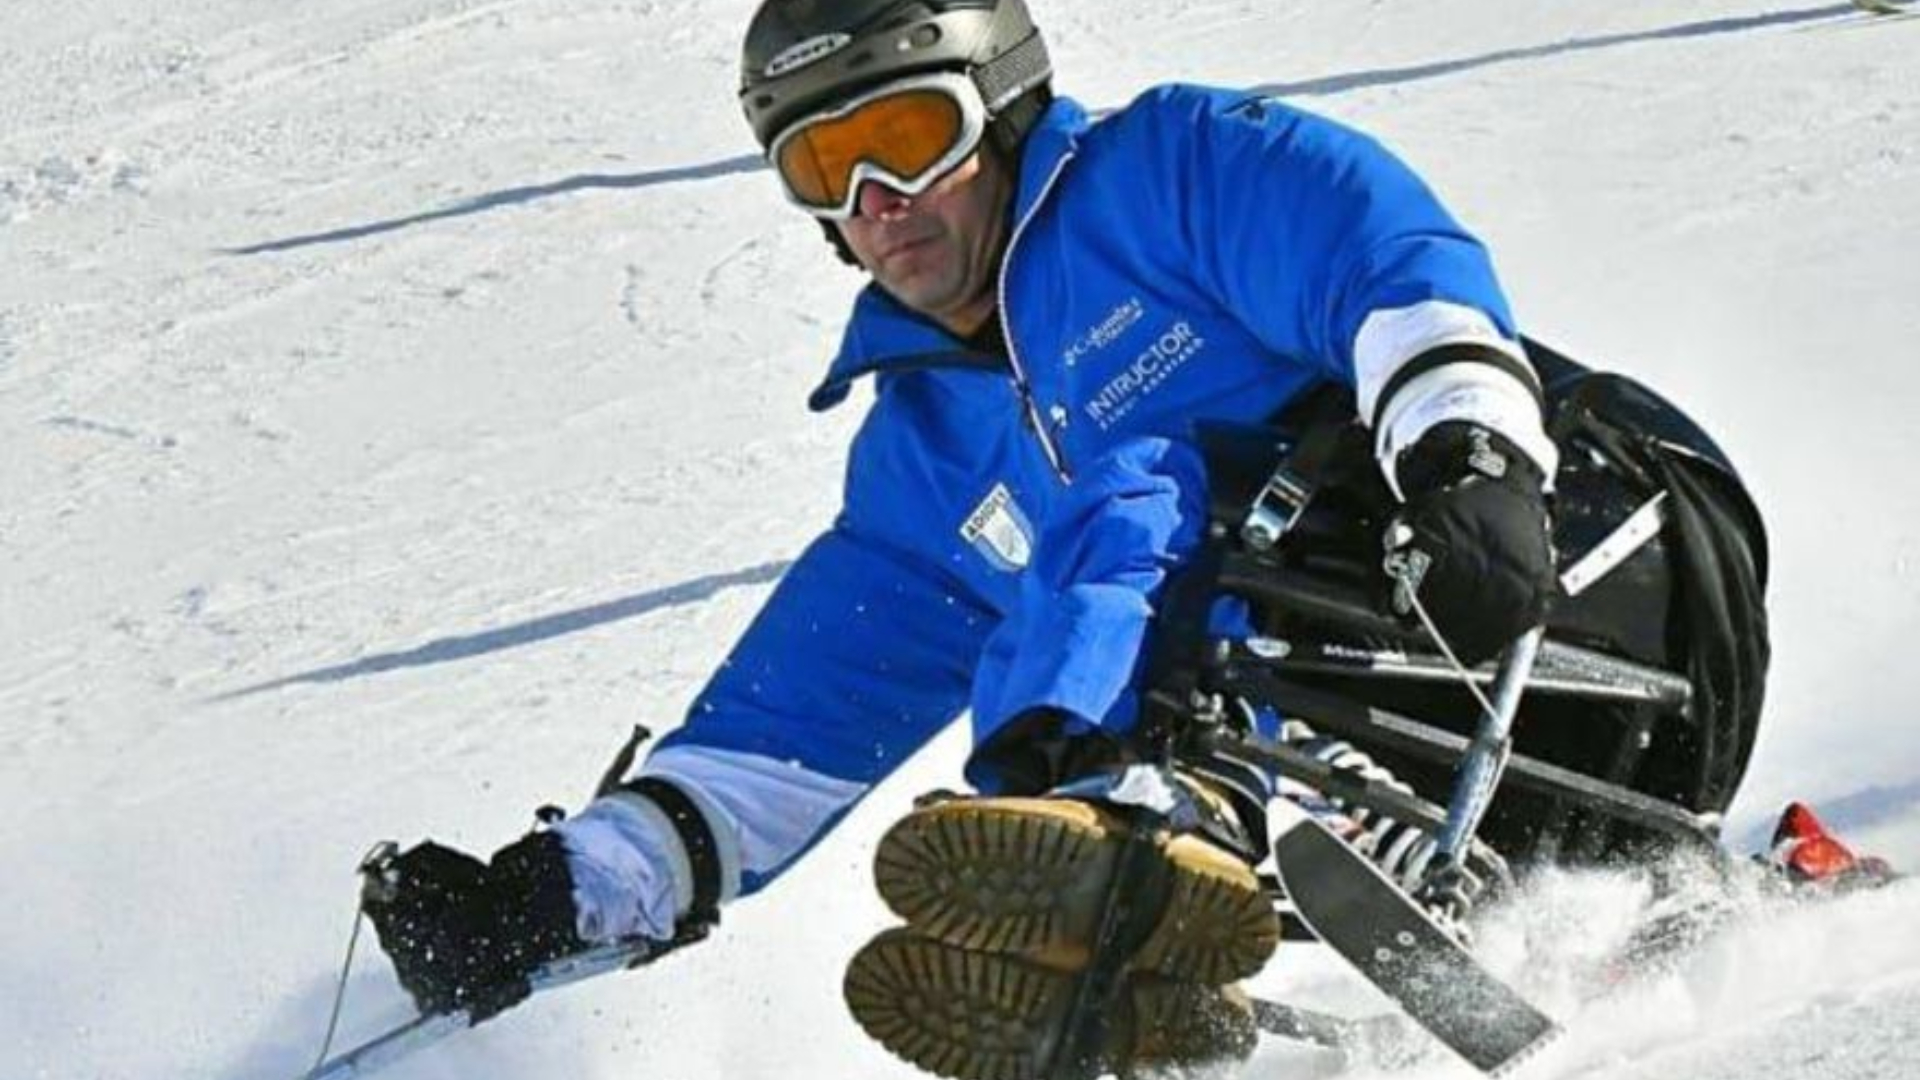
left=973, top=30, right=1052, bottom=113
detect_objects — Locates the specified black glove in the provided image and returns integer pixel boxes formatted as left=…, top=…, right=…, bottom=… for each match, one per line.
left=1384, top=422, right=1556, bottom=665
left=362, top=832, right=585, bottom=1022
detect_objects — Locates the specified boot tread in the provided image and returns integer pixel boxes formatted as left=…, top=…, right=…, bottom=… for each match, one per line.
left=874, top=798, right=1278, bottom=983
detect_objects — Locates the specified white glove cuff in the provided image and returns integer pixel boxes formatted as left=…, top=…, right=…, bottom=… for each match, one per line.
left=555, top=790, right=732, bottom=944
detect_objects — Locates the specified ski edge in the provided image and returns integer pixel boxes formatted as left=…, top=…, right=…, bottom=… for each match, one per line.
left=298, top=936, right=670, bottom=1080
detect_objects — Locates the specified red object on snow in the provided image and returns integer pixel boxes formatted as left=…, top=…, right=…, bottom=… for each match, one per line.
left=1770, top=801, right=1892, bottom=886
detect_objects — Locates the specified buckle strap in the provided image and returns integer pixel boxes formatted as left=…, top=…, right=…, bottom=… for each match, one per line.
left=1240, top=421, right=1361, bottom=551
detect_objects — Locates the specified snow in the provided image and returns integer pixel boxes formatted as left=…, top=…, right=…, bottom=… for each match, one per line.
left=2, top=0, right=1917, bottom=1077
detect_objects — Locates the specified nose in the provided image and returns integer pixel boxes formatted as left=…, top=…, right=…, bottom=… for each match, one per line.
left=854, top=179, right=913, bottom=220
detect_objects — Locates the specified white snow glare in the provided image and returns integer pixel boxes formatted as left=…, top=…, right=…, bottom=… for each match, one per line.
left=1, top=1, right=1917, bottom=1079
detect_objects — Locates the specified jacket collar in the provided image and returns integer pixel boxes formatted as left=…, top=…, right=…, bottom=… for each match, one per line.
left=807, top=96, right=1094, bottom=413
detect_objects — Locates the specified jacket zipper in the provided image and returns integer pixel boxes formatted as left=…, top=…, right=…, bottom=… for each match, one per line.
left=997, top=149, right=1077, bottom=484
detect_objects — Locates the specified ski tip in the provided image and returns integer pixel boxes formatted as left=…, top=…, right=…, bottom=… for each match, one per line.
left=1487, top=1020, right=1565, bottom=1078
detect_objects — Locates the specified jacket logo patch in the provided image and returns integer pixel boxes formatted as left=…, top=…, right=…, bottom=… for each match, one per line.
left=961, top=483, right=1033, bottom=572
left=1063, top=296, right=1145, bottom=367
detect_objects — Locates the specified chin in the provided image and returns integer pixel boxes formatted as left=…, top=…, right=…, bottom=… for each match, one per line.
left=882, top=273, right=959, bottom=314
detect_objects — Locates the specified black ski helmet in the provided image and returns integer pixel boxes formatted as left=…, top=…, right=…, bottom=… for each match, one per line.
left=739, top=0, right=1053, bottom=154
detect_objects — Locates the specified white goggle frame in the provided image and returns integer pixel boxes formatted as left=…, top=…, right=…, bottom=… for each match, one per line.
left=768, top=71, right=990, bottom=221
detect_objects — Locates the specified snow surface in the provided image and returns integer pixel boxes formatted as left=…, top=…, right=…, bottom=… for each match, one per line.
left=2, top=1, right=1918, bottom=1078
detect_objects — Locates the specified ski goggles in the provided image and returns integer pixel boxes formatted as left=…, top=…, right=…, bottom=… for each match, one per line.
left=768, top=72, right=989, bottom=220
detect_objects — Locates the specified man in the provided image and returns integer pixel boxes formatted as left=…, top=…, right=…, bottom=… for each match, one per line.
left=363, top=1, right=1580, bottom=1076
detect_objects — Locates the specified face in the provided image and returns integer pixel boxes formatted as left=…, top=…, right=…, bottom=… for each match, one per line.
left=834, top=149, right=1013, bottom=336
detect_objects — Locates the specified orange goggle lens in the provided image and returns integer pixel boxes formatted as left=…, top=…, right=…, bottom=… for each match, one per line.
left=774, top=88, right=971, bottom=212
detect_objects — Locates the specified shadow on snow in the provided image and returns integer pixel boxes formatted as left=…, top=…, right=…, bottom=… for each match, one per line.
left=222, top=3, right=1866, bottom=257
left=1255, top=3, right=1866, bottom=98
left=211, top=559, right=790, bottom=701
left=223, top=154, right=766, bottom=256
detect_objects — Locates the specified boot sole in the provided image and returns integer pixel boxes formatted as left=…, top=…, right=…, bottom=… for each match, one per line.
left=844, top=928, right=1257, bottom=1080
left=873, top=797, right=1279, bottom=986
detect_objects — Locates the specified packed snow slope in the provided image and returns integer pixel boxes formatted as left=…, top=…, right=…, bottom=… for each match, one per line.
left=3, top=1, right=1918, bottom=1078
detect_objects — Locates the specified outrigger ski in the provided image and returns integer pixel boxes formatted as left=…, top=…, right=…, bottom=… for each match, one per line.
left=299, top=935, right=684, bottom=1080
left=1272, top=803, right=1561, bottom=1074
left=295, top=839, right=706, bottom=1080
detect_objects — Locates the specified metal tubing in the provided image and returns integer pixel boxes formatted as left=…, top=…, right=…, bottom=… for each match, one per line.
left=1432, top=628, right=1545, bottom=864
left=1240, top=639, right=1690, bottom=707
left=1215, top=556, right=1692, bottom=709
left=1201, top=670, right=1718, bottom=845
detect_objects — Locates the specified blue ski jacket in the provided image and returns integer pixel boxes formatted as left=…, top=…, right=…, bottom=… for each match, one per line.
left=614, top=84, right=1524, bottom=903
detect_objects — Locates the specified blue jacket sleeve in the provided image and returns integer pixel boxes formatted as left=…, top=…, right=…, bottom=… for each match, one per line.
left=649, top=520, right=995, bottom=895
left=1150, top=88, right=1519, bottom=381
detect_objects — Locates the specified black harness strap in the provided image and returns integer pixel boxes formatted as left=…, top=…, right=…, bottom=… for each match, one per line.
left=1043, top=812, right=1177, bottom=1080
left=1240, top=419, right=1358, bottom=550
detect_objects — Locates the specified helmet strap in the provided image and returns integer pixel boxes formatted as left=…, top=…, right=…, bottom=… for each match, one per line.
left=987, top=82, right=1052, bottom=159
left=971, top=28, right=1052, bottom=114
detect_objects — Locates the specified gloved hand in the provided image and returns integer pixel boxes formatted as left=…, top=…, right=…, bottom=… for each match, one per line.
left=361, top=832, right=585, bottom=1021
left=1383, top=421, right=1556, bottom=665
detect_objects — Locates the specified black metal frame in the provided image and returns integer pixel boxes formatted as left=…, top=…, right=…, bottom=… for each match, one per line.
left=1158, top=549, right=1726, bottom=873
